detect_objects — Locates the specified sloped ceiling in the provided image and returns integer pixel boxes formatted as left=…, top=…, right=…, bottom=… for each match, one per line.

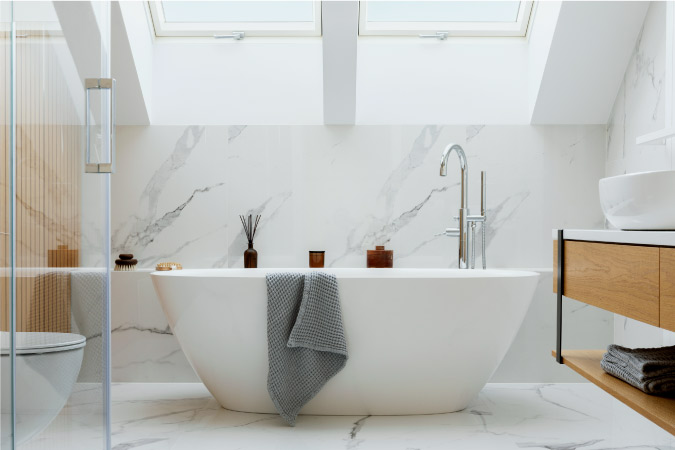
left=109, top=1, right=651, bottom=126
left=529, top=1, right=649, bottom=124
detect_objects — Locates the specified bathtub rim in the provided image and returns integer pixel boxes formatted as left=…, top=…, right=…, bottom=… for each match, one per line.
left=151, top=268, right=540, bottom=280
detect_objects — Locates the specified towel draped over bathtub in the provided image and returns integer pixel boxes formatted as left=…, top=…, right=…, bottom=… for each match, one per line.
left=266, top=272, right=348, bottom=426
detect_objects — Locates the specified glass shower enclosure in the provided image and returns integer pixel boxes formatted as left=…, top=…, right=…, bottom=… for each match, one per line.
left=1, top=2, right=113, bottom=449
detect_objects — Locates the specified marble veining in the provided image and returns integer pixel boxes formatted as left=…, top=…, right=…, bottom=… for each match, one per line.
left=466, top=125, right=485, bottom=143
left=483, top=191, right=530, bottom=253
left=226, top=191, right=292, bottom=268
left=113, top=125, right=207, bottom=257
left=114, top=124, right=605, bottom=269
left=113, top=324, right=173, bottom=336
left=333, top=185, right=453, bottom=265
left=377, top=125, right=444, bottom=211
left=631, top=26, right=663, bottom=122
left=21, top=383, right=675, bottom=450
left=228, top=125, right=247, bottom=143
left=129, top=182, right=225, bottom=252
left=328, top=126, right=446, bottom=265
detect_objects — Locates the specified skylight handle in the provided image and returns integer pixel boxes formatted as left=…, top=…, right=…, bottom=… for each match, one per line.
left=419, top=31, right=448, bottom=40
left=214, top=32, right=245, bottom=40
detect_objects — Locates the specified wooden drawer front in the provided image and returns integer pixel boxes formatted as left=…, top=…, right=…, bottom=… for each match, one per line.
left=660, top=248, right=675, bottom=332
left=554, top=240, right=660, bottom=326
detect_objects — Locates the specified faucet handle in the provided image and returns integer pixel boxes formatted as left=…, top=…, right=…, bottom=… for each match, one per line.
left=436, top=228, right=460, bottom=237
left=481, top=171, right=486, bottom=216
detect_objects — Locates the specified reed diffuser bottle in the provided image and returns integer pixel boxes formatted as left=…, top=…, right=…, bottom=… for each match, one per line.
left=240, top=214, right=261, bottom=268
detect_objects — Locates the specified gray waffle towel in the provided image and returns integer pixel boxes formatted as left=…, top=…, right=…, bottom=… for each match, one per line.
left=601, top=344, right=675, bottom=395
left=266, top=272, right=348, bottom=426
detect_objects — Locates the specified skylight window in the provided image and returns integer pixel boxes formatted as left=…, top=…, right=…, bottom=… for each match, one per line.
left=148, top=1, right=321, bottom=37
left=359, top=1, right=533, bottom=38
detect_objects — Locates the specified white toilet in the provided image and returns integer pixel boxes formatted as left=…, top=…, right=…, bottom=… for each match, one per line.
left=1, top=332, right=86, bottom=445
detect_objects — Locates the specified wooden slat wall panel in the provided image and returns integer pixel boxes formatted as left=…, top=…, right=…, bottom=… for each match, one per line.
left=0, top=32, right=81, bottom=333
left=553, top=240, right=660, bottom=327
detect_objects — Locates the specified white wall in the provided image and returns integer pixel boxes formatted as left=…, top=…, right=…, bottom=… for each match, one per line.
left=151, top=39, right=324, bottom=125
left=355, top=37, right=529, bottom=124
left=150, top=36, right=532, bottom=125
left=605, top=1, right=675, bottom=348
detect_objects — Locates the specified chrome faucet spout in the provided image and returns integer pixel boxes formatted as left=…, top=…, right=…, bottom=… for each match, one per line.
left=440, top=143, right=468, bottom=209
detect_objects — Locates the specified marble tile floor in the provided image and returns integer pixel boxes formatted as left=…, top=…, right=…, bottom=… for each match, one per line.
left=23, top=383, right=675, bottom=450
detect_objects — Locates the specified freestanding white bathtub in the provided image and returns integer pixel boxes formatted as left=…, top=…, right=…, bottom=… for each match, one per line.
left=152, top=268, right=539, bottom=415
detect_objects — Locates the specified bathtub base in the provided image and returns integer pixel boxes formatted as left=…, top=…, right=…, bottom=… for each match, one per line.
left=205, top=371, right=483, bottom=416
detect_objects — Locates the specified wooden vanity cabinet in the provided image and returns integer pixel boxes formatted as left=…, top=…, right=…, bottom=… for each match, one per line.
left=553, top=237, right=675, bottom=434
left=554, top=240, right=673, bottom=331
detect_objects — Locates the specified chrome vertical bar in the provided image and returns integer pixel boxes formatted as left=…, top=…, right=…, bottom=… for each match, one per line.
left=481, top=171, right=486, bottom=216
left=9, top=3, right=16, bottom=446
left=471, top=222, right=476, bottom=269
left=481, top=171, right=486, bottom=269
left=458, top=208, right=468, bottom=269
left=556, top=229, right=564, bottom=364
left=460, top=166, right=467, bottom=210
left=104, top=174, right=111, bottom=450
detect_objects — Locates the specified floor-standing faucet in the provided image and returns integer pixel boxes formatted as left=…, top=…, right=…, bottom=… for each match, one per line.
left=439, top=143, right=487, bottom=269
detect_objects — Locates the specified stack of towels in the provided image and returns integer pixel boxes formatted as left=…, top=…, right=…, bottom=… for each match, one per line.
left=601, top=344, right=675, bottom=395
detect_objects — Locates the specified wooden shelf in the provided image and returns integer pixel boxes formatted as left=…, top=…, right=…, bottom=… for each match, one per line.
left=552, top=349, right=675, bottom=435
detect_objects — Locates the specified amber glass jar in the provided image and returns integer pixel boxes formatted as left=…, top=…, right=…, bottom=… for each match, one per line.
left=309, top=251, right=325, bottom=268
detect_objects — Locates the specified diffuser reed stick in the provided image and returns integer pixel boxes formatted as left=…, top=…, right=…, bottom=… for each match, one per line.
left=239, top=214, right=261, bottom=242
left=239, top=214, right=261, bottom=268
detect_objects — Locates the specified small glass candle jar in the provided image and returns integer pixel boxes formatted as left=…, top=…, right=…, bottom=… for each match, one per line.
left=309, top=251, right=325, bottom=268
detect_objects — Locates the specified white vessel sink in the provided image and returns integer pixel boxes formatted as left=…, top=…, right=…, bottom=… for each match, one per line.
left=599, top=170, right=675, bottom=230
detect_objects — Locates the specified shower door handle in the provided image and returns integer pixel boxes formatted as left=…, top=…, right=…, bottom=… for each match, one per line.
left=85, top=78, right=116, bottom=174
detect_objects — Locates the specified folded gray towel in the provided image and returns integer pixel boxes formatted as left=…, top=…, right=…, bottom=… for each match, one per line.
left=601, top=344, right=675, bottom=395
left=266, top=272, right=348, bottom=426
left=607, top=344, right=675, bottom=373
left=602, top=352, right=674, bottom=382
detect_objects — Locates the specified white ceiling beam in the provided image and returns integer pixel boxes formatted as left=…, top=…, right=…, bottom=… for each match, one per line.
left=530, top=1, right=649, bottom=124
left=322, top=1, right=358, bottom=125
left=54, top=1, right=153, bottom=125
left=53, top=1, right=107, bottom=81
left=112, top=1, right=152, bottom=125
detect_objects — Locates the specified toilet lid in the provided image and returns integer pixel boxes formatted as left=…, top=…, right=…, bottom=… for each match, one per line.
left=0, top=332, right=86, bottom=355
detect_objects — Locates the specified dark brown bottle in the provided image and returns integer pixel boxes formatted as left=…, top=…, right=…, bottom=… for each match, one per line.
left=244, top=241, right=258, bottom=268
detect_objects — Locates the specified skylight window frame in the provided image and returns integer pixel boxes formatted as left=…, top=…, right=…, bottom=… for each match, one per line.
left=148, top=1, right=322, bottom=38
left=358, top=1, right=534, bottom=38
